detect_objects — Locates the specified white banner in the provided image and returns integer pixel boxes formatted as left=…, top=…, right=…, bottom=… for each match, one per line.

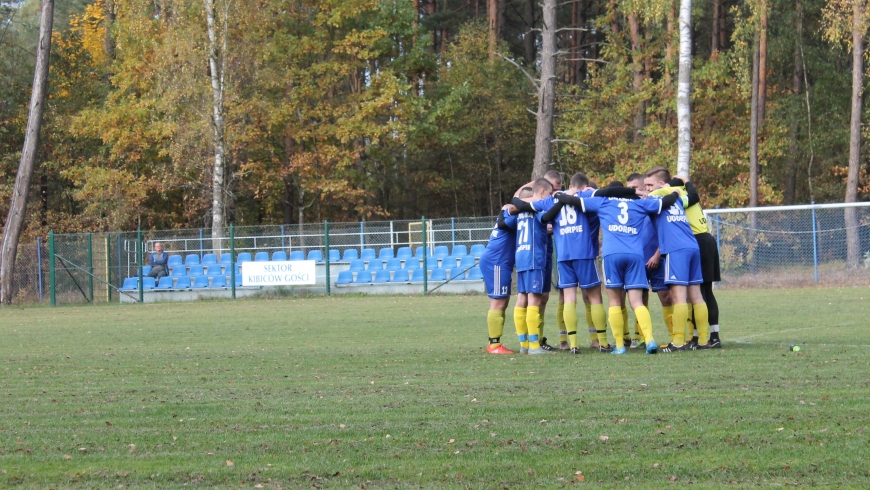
left=240, top=261, right=316, bottom=286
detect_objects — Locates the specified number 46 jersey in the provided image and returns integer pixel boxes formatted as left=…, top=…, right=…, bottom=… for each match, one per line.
left=530, top=193, right=598, bottom=261
left=579, top=197, right=663, bottom=258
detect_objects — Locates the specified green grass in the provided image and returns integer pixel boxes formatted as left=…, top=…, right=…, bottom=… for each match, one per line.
left=1, top=289, right=869, bottom=488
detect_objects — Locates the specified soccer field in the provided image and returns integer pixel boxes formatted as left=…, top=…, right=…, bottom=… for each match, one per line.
left=1, top=288, right=868, bottom=488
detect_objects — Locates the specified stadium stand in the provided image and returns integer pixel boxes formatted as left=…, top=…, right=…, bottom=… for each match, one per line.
left=156, top=277, right=174, bottom=289
left=433, top=246, right=450, bottom=258
left=185, top=254, right=200, bottom=266
left=470, top=244, right=486, bottom=257
left=459, top=255, right=477, bottom=269
left=188, top=265, right=205, bottom=276
left=175, top=277, right=191, bottom=289
left=142, top=277, right=156, bottom=290
left=168, top=255, right=183, bottom=267
left=361, top=248, right=377, bottom=260
left=373, top=270, right=391, bottom=283
left=396, top=247, right=413, bottom=259
left=378, top=248, right=394, bottom=259
left=170, top=267, right=186, bottom=278
left=121, top=277, right=138, bottom=291
left=451, top=245, right=468, bottom=257
left=430, top=268, right=447, bottom=281
left=202, top=253, right=217, bottom=265
left=367, top=259, right=386, bottom=271
left=354, top=271, right=372, bottom=283
left=342, top=249, right=359, bottom=261
left=219, top=254, right=232, bottom=265
left=467, top=266, right=484, bottom=280
left=192, top=276, right=210, bottom=288
left=385, top=258, right=402, bottom=271
left=254, top=252, right=269, bottom=261
left=410, top=268, right=426, bottom=282
left=348, top=259, right=366, bottom=272
left=237, top=252, right=252, bottom=262
left=211, top=276, right=227, bottom=288
left=336, top=271, right=353, bottom=284
left=392, top=270, right=411, bottom=282
left=308, top=250, right=323, bottom=262
left=273, top=251, right=289, bottom=261
left=328, top=249, right=341, bottom=262
left=288, top=251, right=304, bottom=261
left=206, top=265, right=223, bottom=276
left=404, top=259, right=420, bottom=270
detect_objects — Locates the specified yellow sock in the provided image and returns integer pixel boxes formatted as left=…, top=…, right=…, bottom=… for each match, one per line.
left=634, top=318, right=641, bottom=341
left=662, top=305, right=674, bottom=336
left=591, top=304, right=608, bottom=346
left=487, top=310, right=505, bottom=347
left=557, top=302, right=568, bottom=343
left=693, top=303, right=710, bottom=345
left=513, top=307, right=528, bottom=349
left=609, top=306, right=625, bottom=349
left=633, top=305, right=654, bottom=344
left=563, top=302, right=579, bottom=348
left=686, top=307, right=695, bottom=342
left=527, top=306, right=542, bottom=350
left=586, top=303, right=596, bottom=343
left=621, top=306, right=630, bottom=344
left=671, top=303, right=688, bottom=346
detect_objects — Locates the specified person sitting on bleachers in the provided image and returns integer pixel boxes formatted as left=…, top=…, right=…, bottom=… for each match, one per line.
left=147, top=242, right=170, bottom=280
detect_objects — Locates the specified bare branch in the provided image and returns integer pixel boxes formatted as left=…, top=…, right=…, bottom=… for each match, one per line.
left=493, top=52, right=540, bottom=90
left=551, top=138, right=589, bottom=146
left=527, top=108, right=539, bottom=116
left=562, top=57, right=609, bottom=64
left=555, top=27, right=589, bottom=33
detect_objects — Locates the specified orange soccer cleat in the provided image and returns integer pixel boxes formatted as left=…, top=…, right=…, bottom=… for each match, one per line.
left=487, top=344, right=515, bottom=355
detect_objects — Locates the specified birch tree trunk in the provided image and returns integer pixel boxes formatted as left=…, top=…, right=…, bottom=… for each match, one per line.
left=845, top=0, right=864, bottom=268
left=205, top=0, right=227, bottom=251
left=628, top=14, right=645, bottom=141
left=0, top=0, right=53, bottom=305
left=532, top=0, right=557, bottom=179
left=758, top=2, right=769, bottom=128
left=676, top=0, right=692, bottom=177
left=750, top=31, right=760, bottom=208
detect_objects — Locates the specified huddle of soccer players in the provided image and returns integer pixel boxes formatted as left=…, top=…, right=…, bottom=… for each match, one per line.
left=480, top=167, right=722, bottom=355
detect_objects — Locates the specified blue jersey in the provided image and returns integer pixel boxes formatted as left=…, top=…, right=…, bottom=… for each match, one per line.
left=515, top=210, right=549, bottom=271
left=580, top=197, right=662, bottom=258
left=481, top=210, right=517, bottom=267
left=640, top=215, right=658, bottom=261
left=531, top=194, right=598, bottom=261
left=651, top=197, right=699, bottom=254
left=579, top=189, right=601, bottom=257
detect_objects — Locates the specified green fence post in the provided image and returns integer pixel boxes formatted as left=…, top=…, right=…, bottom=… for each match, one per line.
left=105, top=235, right=112, bottom=302
left=230, top=223, right=236, bottom=299
left=137, top=228, right=144, bottom=303
left=324, top=221, right=330, bottom=296
left=422, top=216, right=428, bottom=295
left=87, top=233, right=94, bottom=303
left=49, top=230, right=55, bottom=306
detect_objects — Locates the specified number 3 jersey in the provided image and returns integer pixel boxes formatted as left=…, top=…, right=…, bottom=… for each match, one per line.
left=579, top=197, right=663, bottom=258
left=514, top=209, right=550, bottom=272
left=530, top=191, right=599, bottom=261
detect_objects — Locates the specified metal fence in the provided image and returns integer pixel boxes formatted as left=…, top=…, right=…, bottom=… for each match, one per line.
left=3, top=202, right=869, bottom=305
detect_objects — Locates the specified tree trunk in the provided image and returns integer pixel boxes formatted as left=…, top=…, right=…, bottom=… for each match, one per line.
left=665, top=2, right=675, bottom=87
left=676, top=0, right=691, bottom=177
left=758, top=2, right=768, bottom=129
left=719, top=0, right=727, bottom=49
left=103, top=0, right=115, bottom=59
left=750, top=31, right=760, bottom=208
left=609, top=0, right=619, bottom=36
left=712, top=0, right=720, bottom=54
left=571, top=0, right=580, bottom=83
left=784, top=0, right=803, bottom=205
left=628, top=13, right=644, bottom=141
left=845, top=0, right=864, bottom=268
left=205, top=0, right=227, bottom=250
left=532, top=0, right=557, bottom=179
left=0, top=0, right=53, bottom=305
left=488, top=0, right=501, bottom=56
left=524, top=0, right=536, bottom=66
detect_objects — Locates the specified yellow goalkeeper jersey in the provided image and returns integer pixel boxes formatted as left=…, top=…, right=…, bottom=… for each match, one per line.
left=650, top=186, right=710, bottom=235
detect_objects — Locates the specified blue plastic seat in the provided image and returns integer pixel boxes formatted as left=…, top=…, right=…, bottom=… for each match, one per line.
left=142, top=277, right=156, bottom=290
left=378, top=248, right=394, bottom=259
left=170, top=267, right=186, bottom=278
left=342, top=249, right=359, bottom=261
left=373, top=270, right=391, bottom=283
left=201, top=253, right=217, bottom=265
left=430, top=268, right=447, bottom=281
left=410, top=268, right=426, bottom=282
left=361, top=248, right=377, bottom=260
left=348, top=259, right=366, bottom=272
left=206, top=265, right=224, bottom=276
left=156, top=276, right=174, bottom=289
left=367, top=259, right=385, bottom=271
left=426, top=259, right=438, bottom=270
left=237, top=252, right=252, bottom=262
left=185, top=254, right=200, bottom=266
left=385, top=258, right=402, bottom=271
left=192, top=276, right=209, bottom=288
left=392, top=270, right=411, bottom=282
left=441, top=257, right=459, bottom=269
left=459, top=255, right=477, bottom=268
left=451, top=245, right=468, bottom=257
left=254, top=252, right=269, bottom=262
left=335, top=270, right=354, bottom=285
left=404, top=259, right=420, bottom=270
left=234, top=275, right=242, bottom=287
left=210, top=275, right=227, bottom=288
left=414, top=247, right=427, bottom=259
left=448, top=268, right=466, bottom=280
left=470, top=244, right=486, bottom=257
left=468, top=266, right=484, bottom=280
left=396, top=247, right=413, bottom=259
left=273, top=251, right=288, bottom=261
left=219, top=254, right=232, bottom=264
left=168, top=255, right=183, bottom=267
left=328, top=249, right=341, bottom=262
left=433, top=246, right=450, bottom=258
left=140, top=265, right=152, bottom=276
left=288, top=251, right=304, bottom=261
left=308, top=250, right=323, bottom=262
left=120, top=277, right=138, bottom=290
left=175, top=276, right=191, bottom=289
left=353, top=271, right=372, bottom=284
left=188, top=265, right=204, bottom=276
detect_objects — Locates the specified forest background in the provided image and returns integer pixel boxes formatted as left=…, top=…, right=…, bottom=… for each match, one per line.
left=1, top=0, right=868, bottom=241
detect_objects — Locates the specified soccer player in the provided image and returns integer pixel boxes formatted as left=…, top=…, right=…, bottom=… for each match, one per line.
left=512, top=179, right=556, bottom=354
left=626, top=173, right=673, bottom=347
left=541, top=170, right=565, bottom=351
left=647, top=167, right=720, bottom=349
left=479, top=204, right=519, bottom=354
left=554, top=187, right=682, bottom=354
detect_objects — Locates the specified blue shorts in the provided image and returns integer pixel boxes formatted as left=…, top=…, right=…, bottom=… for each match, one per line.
left=603, top=254, right=648, bottom=290
left=480, top=258, right=513, bottom=299
left=517, top=269, right=546, bottom=295
left=646, top=260, right=668, bottom=292
left=664, top=248, right=704, bottom=286
left=557, top=259, right=601, bottom=289
left=543, top=257, right=553, bottom=293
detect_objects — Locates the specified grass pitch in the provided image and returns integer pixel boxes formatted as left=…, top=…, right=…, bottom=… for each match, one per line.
left=1, top=288, right=869, bottom=488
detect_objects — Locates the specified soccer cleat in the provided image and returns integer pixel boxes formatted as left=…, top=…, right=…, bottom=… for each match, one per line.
left=611, top=346, right=627, bottom=355
left=487, top=344, right=515, bottom=355
left=528, top=347, right=557, bottom=355
left=686, top=336, right=699, bottom=350
left=519, top=347, right=529, bottom=354
left=598, top=344, right=614, bottom=354
left=646, top=340, right=658, bottom=354
left=559, top=341, right=570, bottom=351
left=569, top=347, right=582, bottom=355
left=590, top=340, right=601, bottom=349
left=661, top=343, right=687, bottom=353
left=629, top=339, right=645, bottom=349
left=539, top=337, right=557, bottom=351
left=693, top=342, right=713, bottom=350
left=708, top=338, right=722, bottom=349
